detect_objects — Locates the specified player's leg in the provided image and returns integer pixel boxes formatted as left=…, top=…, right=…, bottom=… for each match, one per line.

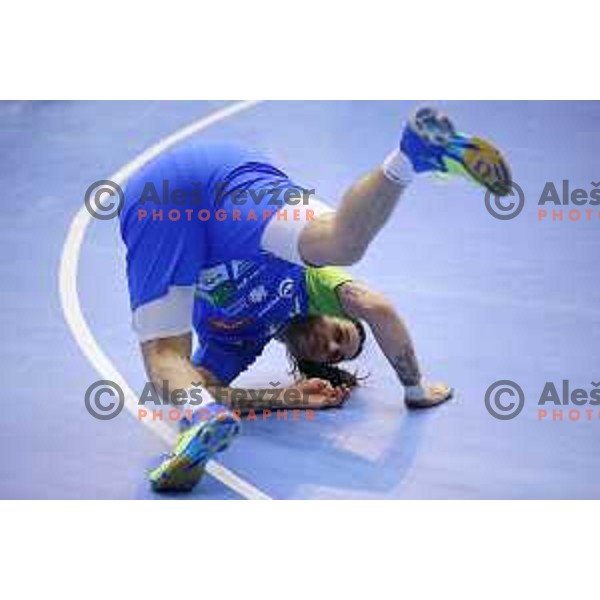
left=298, top=106, right=512, bottom=267
left=121, top=145, right=253, bottom=493
left=298, top=168, right=406, bottom=266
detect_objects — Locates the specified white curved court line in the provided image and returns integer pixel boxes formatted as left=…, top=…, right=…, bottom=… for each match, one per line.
left=59, top=100, right=272, bottom=500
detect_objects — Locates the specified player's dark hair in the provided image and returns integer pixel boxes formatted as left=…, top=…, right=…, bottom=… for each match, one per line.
left=290, top=357, right=362, bottom=388
left=286, top=319, right=367, bottom=389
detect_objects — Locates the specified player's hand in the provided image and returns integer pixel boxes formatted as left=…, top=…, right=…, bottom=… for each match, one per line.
left=292, top=378, right=351, bottom=409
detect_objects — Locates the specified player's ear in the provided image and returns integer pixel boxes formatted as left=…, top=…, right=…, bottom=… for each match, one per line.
left=349, top=320, right=366, bottom=360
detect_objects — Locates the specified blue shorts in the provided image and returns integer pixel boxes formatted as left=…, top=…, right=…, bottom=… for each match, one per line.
left=120, top=141, right=304, bottom=311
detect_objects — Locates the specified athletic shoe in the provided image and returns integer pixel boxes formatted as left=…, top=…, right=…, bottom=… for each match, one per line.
left=147, top=406, right=241, bottom=493
left=401, top=106, right=512, bottom=196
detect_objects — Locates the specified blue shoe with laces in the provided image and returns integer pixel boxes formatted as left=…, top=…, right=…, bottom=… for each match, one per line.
left=401, top=106, right=512, bottom=196
left=147, top=404, right=241, bottom=493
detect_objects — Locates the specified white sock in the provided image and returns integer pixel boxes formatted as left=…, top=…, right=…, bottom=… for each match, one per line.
left=382, top=148, right=414, bottom=186
left=404, top=384, right=426, bottom=401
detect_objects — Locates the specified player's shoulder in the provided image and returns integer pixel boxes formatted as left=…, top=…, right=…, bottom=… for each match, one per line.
left=304, top=265, right=354, bottom=289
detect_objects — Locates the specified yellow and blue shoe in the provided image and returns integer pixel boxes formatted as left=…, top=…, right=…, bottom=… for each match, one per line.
left=401, top=106, right=512, bottom=196
left=147, top=406, right=241, bottom=493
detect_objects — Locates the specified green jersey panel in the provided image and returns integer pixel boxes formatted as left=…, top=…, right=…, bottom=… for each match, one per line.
left=304, top=266, right=353, bottom=319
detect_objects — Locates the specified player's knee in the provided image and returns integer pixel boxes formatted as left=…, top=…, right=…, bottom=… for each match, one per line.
left=316, top=240, right=366, bottom=266
left=299, top=224, right=367, bottom=266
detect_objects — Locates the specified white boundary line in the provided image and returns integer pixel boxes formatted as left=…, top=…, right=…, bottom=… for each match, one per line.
left=59, top=100, right=272, bottom=500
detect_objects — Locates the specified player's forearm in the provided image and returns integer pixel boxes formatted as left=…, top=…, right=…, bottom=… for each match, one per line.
left=366, top=307, right=422, bottom=387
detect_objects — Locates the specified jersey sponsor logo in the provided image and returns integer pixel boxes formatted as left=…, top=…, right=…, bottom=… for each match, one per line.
left=194, top=260, right=305, bottom=341
left=278, top=277, right=294, bottom=298
left=195, top=280, right=237, bottom=308
left=289, top=296, right=302, bottom=318
left=207, top=316, right=254, bottom=332
left=230, top=259, right=256, bottom=280
left=248, top=285, right=268, bottom=304
left=196, top=264, right=237, bottom=307
left=197, top=264, right=230, bottom=291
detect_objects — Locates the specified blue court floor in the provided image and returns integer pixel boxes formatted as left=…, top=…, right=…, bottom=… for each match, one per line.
left=1, top=100, right=599, bottom=499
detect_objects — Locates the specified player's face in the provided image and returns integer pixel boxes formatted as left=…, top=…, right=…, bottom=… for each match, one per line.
left=292, top=316, right=362, bottom=364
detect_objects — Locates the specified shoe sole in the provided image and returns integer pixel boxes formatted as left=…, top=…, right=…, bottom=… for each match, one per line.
left=411, top=107, right=512, bottom=196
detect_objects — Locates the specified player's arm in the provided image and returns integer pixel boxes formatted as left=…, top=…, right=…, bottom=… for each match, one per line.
left=338, top=282, right=422, bottom=385
left=338, top=281, right=452, bottom=407
left=140, top=334, right=347, bottom=411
